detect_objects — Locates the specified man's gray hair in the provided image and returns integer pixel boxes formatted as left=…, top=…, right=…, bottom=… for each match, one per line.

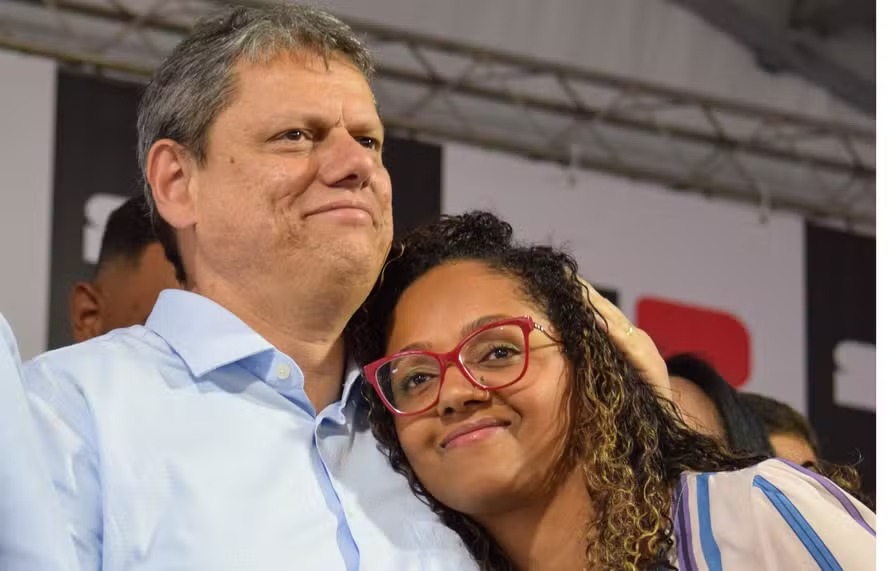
left=136, top=3, right=374, bottom=282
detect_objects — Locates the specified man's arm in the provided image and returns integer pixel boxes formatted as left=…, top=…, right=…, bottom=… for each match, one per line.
left=0, top=314, right=78, bottom=570
left=24, top=355, right=104, bottom=570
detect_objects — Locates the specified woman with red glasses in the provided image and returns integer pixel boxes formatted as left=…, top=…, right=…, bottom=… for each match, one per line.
left=348, top=211, right=874, bottom=571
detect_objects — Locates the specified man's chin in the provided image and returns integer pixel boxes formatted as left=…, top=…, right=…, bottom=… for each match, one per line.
left=304, top=239, right=384, bottom=276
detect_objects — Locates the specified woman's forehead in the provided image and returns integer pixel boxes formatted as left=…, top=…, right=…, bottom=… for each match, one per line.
left=387, top=262, right=540, bottom=346
left=397, top=262, right=528, bottom=312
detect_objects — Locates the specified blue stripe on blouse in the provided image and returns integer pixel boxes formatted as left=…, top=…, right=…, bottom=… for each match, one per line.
left=753, top=475, right=841, bottom=571
left=777, top=459, right=875, bottom=537
left=695, top=473, right=723, bottom=571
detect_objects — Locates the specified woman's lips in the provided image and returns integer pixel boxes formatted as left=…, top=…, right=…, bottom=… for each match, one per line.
left=440, top=417, right=511, bottom=449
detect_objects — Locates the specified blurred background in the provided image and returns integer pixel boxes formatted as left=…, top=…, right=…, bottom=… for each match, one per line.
left=0, top=0, right=875, bottom=495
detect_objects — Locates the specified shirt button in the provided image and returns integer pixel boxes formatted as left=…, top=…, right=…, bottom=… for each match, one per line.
left=275, top=363, right=291, bottom=380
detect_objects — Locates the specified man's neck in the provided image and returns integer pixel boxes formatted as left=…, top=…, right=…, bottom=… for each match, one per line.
left=194, top=278, right=354, bottom=412
left=478, top=469, right=593, bottom=571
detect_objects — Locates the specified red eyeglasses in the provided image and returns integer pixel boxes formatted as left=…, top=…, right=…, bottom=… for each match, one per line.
left=363, top=316, right=553, bottom=416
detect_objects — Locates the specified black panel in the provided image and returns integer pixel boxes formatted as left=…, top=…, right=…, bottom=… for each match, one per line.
left=806, top=222, right=876, bottom=500
left=383, top=137, right=442, bottom=240
left=49, top=71, right=143, bottom=349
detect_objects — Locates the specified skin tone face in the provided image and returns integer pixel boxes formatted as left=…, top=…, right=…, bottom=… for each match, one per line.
left=194, top=52, right=390, bottom=297
left=69, top=243, right=181, bottom=342
left=669, top=375, right=726, bottom=441
left=149, top=50, right=392, bottom=335
left=769, top=433, right=818, bottom=466
left=385, top=260, right=573, bottom=519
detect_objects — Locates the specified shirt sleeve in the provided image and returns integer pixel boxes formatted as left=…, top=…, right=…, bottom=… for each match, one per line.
left=748, top=458, right=875, bottom=570
left=24, top=353, right=104, bottom=571
left=0, top=314, right=77, bottom=570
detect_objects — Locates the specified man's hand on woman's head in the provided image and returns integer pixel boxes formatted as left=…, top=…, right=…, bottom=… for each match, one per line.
left=577, top=277, right=671, bottom=402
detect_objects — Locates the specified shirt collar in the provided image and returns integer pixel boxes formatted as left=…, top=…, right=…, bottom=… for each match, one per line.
left=342, top=360, right=365, bottom=404
left=146, top=290, right=368, bottom=410
left=146, top=290, right=274, bottom=378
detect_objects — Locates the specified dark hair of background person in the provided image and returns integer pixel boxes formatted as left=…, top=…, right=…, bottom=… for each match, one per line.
left=95, top=195, right=158, bottom=274
left=68, top=195, right=181, bottom=344
left=665, top=353, right=773, bottom=457
left=348, top=211, right=763, bottom=571
left=738, top=392, right=819, bottom=452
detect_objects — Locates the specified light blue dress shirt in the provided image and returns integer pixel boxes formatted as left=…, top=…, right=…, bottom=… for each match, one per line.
left=1, top=313, right=76, bottom=570
left=24, top=290, right=477, bottom=571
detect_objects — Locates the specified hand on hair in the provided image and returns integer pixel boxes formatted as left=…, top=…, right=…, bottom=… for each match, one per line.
left=578, top=277, right=671, bottom=402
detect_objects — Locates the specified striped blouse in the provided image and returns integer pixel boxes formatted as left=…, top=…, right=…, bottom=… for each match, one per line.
left=672, top=458, right=875, bottom=570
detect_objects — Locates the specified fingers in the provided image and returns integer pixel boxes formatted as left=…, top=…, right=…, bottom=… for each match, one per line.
left=577, top=277, right=672, bottom=402
left=577, top=277, right=628, bottom=333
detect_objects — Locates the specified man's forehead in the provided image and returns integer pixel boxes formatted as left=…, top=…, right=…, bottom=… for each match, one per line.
left=229, top=50, right=378, bottom=108
left=233, top=48, right=368, bottom=82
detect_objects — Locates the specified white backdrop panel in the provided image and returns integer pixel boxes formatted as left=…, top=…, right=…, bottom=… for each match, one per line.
left=0, top=51, right=56, bottom=359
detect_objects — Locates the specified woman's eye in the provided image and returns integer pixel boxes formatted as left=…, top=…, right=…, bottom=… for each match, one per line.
left=283, top=130, right=305, bottom=141
left=401, top=373, right=433, bottom=391
left=484, top=346, right=519, bottom=361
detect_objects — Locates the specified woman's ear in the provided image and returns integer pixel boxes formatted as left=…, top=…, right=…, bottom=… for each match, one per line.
left=145, top=139, right=198, bottom=231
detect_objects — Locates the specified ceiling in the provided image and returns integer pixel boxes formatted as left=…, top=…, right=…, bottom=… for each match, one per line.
left=0, top=0, right=875, bottom=231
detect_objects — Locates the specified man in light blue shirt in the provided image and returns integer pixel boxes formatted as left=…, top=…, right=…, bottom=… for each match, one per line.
left=0, top=313, right=76, bottom=570
left=23, top=4, right=477, bottom=570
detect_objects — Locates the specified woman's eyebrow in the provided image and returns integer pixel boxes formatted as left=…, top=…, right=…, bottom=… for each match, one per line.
left=459, top=314, right=513, bottom=339
left=392, top=314, right=515, bottom=354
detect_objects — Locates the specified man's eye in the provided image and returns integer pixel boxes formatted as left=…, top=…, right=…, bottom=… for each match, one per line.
left=283, top=130, right=306, bottom=141
left=356, top=137, right=381, bottom=151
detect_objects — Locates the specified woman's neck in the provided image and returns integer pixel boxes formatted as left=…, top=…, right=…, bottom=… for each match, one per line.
left=478, top=469, right=594, bottom=571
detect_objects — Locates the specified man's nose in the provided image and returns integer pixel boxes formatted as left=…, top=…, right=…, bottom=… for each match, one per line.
left=316, top=128, right=376, bottom=191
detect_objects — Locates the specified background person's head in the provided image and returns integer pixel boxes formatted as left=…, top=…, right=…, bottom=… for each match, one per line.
left=666, top=353, right=773, bottom=456
left=69, top=195, right=179, bottom=342
left=139, top=4, right=391, bottom=325
left=739, top=392, right=818, bottom=466
left=349, top=211, right=755, bottom=570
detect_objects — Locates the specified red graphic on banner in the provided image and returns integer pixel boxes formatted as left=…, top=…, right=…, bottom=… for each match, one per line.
left=636, top=297, right=751, bottom=388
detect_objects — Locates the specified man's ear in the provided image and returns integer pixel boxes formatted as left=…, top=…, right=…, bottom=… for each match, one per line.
left=146, top=139, right=198, bottom=230
left=69, top=282, right=103, bottom=343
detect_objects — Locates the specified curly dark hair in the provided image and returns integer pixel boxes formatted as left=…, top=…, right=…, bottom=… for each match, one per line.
left=346, top=211, right=762, bottom=570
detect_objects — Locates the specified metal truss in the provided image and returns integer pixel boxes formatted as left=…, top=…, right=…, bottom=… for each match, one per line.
left=0, top=0, right=875, bottom=230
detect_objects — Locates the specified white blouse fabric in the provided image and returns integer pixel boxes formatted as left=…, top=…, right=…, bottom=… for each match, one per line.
left=672, top=458, right=875, bottom=570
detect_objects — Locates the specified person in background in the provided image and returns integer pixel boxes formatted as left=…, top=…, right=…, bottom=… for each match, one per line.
left=68, top=195, right=179, bottom=342
left=739, top=392, right=818, bottom=467
left=666, top=352, right=773, bottom=456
